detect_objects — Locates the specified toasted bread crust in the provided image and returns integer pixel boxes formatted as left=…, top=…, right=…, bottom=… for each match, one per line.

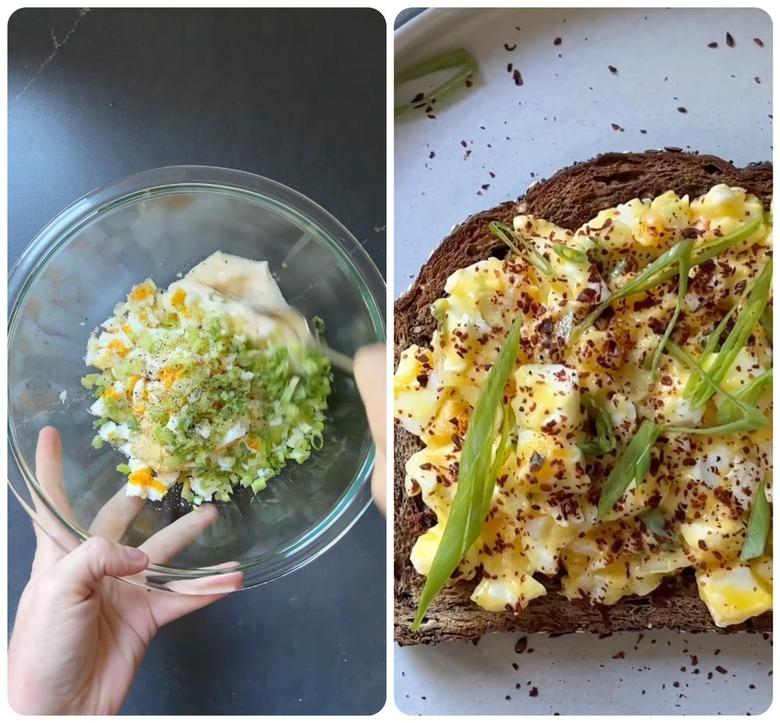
left=394, top=150, right=773, bottom=645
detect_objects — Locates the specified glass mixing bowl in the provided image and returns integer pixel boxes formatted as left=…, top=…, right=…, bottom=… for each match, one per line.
left=8, top=165, right=385, bottom=593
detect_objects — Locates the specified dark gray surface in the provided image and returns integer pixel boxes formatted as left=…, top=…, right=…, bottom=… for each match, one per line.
left=8, top=8, right=386, bottom=715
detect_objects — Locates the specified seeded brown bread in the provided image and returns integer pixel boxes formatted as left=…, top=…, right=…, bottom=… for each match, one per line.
left=394, top=150, right=773, bottom=646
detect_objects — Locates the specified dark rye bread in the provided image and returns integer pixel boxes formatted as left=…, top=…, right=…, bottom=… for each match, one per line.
left=394, top=150, right=773, bottom=645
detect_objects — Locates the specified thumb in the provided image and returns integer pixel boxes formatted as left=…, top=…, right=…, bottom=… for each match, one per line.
left=54, top=537, right=149, bottom=599
left=354, top=343, right=386, bottom=454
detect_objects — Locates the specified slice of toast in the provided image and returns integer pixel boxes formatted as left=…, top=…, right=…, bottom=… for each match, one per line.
left=394, top=150, right=773, bottom=645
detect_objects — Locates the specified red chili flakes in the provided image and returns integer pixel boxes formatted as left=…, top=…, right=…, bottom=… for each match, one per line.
left=529, top=687, right=539, bottom=697
left=755, top=76, right=762, bottom=84
left=504, top=43, right=517, bottom=51
left=707, top=41, right=718, bottom=48
left=411, top=92, right=425, bottom=103
left=754, top=37, right=764, bottom=47
left=640, top=129, right=647, bottom=134
left=716, top=665, right=728, bottom=674
left=515, top=636, right=528, bottom=654
left=611, top=122, right=625, bottom=132
left=677, top=107, right=688, bottom=113
left=553, top=37, right=562, bottom=46
left=513, top=69, right=524, bottom=86
left=613, top=651, right=626, bottom=659
left=507, top=62, right=513, bottom=73
left=465, top=78, right=474, bottom=88
left=608, top=65, right=618, bottom=74
left=726, top=32, right=735, bottom=47
left=428, top=151, right=435, bottom=159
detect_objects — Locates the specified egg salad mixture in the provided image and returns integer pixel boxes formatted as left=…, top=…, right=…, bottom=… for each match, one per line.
left=84, top=252, right=331, bottom=505
left=395, top=185, right=773, bottom=627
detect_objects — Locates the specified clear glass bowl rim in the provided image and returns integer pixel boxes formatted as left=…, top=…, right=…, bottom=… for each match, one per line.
left=7, top=164, right=386, bottom=588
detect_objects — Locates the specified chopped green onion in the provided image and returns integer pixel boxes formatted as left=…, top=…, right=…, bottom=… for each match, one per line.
left=650, top=239, right=692, bottom=377
left=488, top=221, right=554, bottom=277
left=740, top=480, right=770, bottom=561
left=577, top=395, right=616, bottom=456
left=116, top=463, right=131, bottom=474
left=597, top=419, right=662, bottom=520
left=553, top=244, right=588, bottom=264
left=395, top=48, right=477, bottom=117
left=412, top=318, right=522, bottom=631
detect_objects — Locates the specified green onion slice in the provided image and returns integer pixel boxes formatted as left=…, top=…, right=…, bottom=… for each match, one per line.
left=395, top=48, right=477, bottom=117
left=597, top=419, right=662, bottom=520
left=575, top=216, right=763, bottom=335
left=488, top=221, right=554, bottom=276
left=577, top=395, right=616, bottom=456
left=412, top=318, right=522, bottom=630
left=684, top=260, right=772, bottom=408
left=740, top=479, right=770, bottom=561
left=553, top=244, right=588, bottom=265
left=650, top=239, right=692, bottom=377
left=666, top=341, right=768, bottom=436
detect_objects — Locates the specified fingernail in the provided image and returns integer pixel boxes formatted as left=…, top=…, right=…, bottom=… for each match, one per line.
left=125, top=547, right=148, bottom=565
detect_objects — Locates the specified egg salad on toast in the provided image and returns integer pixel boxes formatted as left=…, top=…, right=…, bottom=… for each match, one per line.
left=394, top=152, right=773, bottom=641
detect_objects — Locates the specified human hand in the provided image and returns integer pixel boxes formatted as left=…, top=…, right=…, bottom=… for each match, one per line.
left=8, top=427, right=243, bottom=714
left=354, top=344, right=386, bottom=515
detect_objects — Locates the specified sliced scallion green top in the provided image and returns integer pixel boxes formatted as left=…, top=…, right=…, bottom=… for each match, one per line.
left=395, top=48, right=477, bottom=117
left=412, top=318, right=522, bottom=630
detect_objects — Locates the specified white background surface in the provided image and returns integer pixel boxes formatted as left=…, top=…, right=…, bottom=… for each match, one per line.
left=393, top=7, right=772, bottom=715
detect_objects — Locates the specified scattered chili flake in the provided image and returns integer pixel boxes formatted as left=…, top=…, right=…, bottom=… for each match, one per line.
left=754, top=37, right=764, bottom=47
left=611, top=122, right=624, bottom=132
left=640, top=129, right=647, bottom=134
left=460, top=140, right=468, bottom=148
left=707, top=41, right=718, bottom=48
left=411, top=92, right=424, bottom=103
left=513, top=69, right=524, bottom=86
left=481, top=184, right=490, bottom=190
left=428, top=151, right=435, bottom=159
left=726, top=32, right=735, bottom=47
left=716, top=665, right=728, bottom=674
left=507, top=62, right=513, bottom=73
left=553, top=37, right=562, bottom=46
left=465, top=78, right=474, bottom=88
left=512, top=662, right=519, bottom=671
left=677, top=107, right=688, bottom=113
left=504, top=43, right=517, bottom=51
left=755, top=76, right=762, bottom=84
left=613, top=651, right=626, bottom=659
left=608, top=65, right=618, bottom=74
left=529, top=687, right=539, bottom=698
left=515, top=636, right=528, bottom=654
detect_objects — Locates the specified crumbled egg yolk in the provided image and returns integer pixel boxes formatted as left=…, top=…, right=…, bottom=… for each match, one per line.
left=395, top=185, right=772, bottom=626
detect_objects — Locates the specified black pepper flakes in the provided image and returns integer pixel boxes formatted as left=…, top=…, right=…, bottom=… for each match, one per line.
left=553, top=37, right=562, bottom=46
left=608, top=65, right=618, bottom=74
left=513, top=69, right=524, bottom=86
left=529, top=687, right=539, bottom=698
left=708, top=41, right=718, bottom=49
left=754, top=37, right=764, bottom=47
left=504, top=43, right=517, bottom=51
left=515, top=636, right=528, bottom=654
left=677, top=107, right=688, bottom=113
left=726, top=32, right=735, bottom=47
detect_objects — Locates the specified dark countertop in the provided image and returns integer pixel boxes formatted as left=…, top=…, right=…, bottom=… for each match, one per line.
left=7, top=8, right=386, bottom=715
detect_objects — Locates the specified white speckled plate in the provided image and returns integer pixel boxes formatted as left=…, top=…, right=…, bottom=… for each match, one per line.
left=394, top=7, right=772, bottom=715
